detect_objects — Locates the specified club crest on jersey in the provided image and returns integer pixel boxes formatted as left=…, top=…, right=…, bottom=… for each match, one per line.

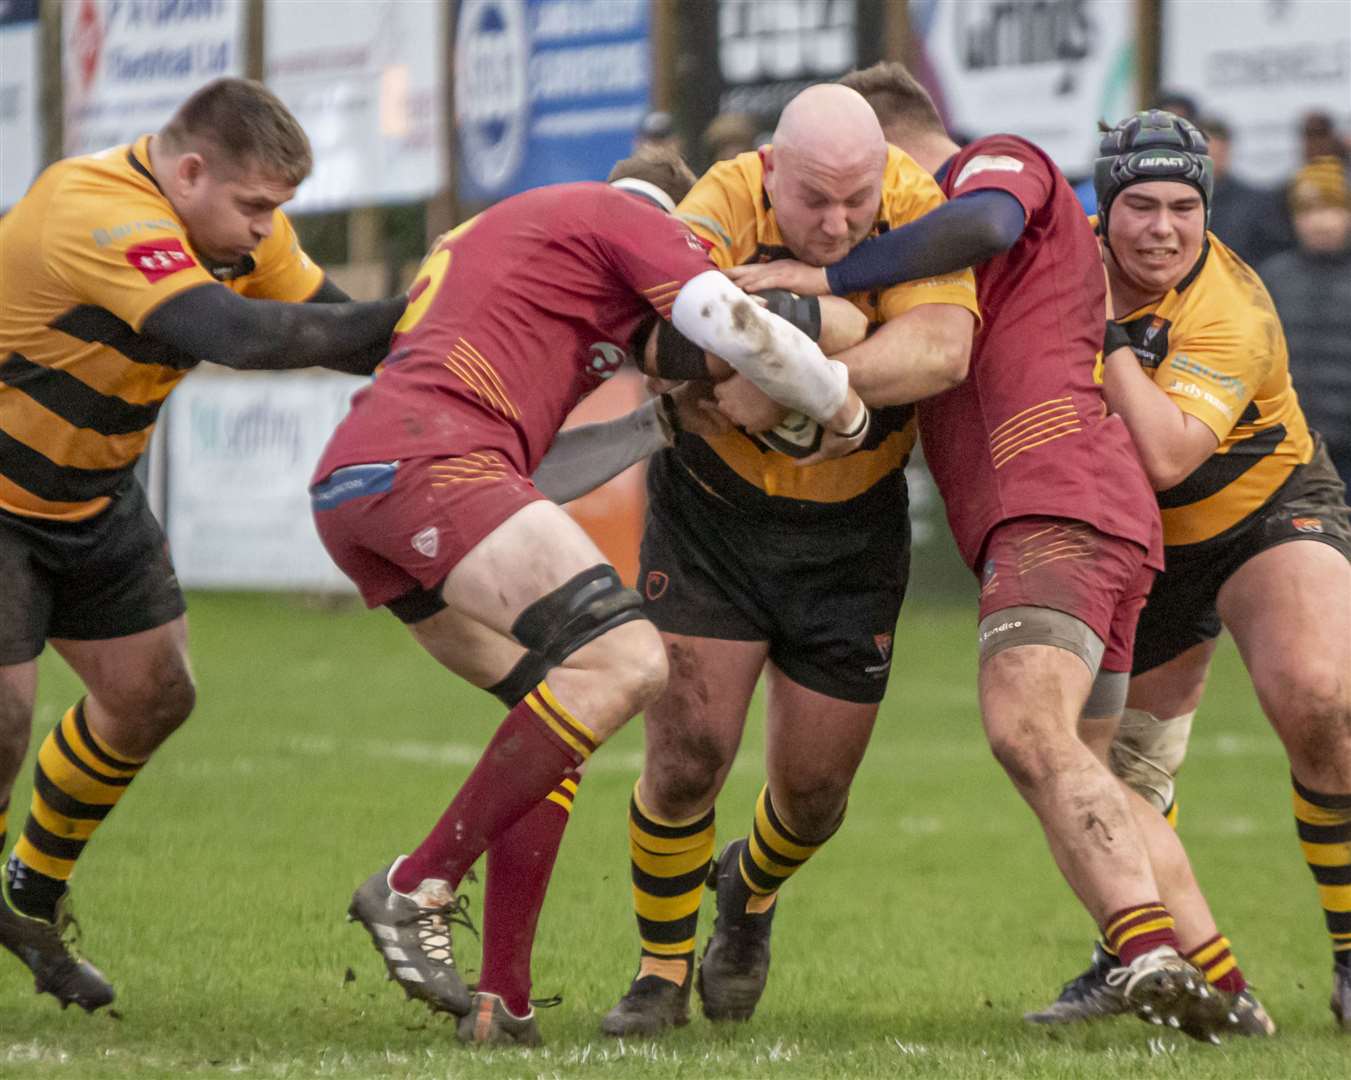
left=1291, top=516, right=1324, bottom=534
left=411, top=526, right=440, bottom=558
left=645, top=570, right=669, bottom=601
left=125, top=238, right=196, bottom=283
left=588, top=341, right=627, bottom=379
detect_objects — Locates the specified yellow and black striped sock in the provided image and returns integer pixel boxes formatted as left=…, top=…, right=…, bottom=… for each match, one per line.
left=738, top=785, right=841, bottom=907
left=1164, top=798, right=1179, bottom=829
left=628, top=784, right=714, bottom=986
left=11, top=701, right=144, bottom=918
left=1292, top=775, right=1351, bottom=971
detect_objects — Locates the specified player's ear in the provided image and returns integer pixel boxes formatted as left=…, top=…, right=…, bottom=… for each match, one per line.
left=176, top=152, right=207, bottom=193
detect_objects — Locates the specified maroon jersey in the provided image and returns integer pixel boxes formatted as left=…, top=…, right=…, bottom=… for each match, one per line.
left=920, top=134, right=1161, bottom=571
left=314, top=183, right=713, bottom=482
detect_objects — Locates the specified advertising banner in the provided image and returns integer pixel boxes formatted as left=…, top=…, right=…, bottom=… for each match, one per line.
left=1162, top=0, right=1351, bottom=183
left=672, top=0, right=887, bottom=167
left=265, top=0, right=445, bottom=212
left=454, top=0, right=651, bottom=201
left=0, top=0, right=41, bottom=209
left=910, top=0, right=1137, bottom=178
left=164, top=371, right=363, bottom=591
left=62, top=0, right=245, bottom=156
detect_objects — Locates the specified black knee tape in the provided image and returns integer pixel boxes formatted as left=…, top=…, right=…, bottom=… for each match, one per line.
left=486, top=651, right=552, bottom=707
left=510, top=564, right=645, bottom=672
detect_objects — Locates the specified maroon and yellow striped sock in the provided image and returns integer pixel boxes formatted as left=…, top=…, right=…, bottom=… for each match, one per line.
left=392, top=681, right=596, bottom=894
left=478, top=770, right=581, bottom=1016
left=1103, top=902, right=1179, bottom=966
left=1185, top=934, right=1247, bottom=994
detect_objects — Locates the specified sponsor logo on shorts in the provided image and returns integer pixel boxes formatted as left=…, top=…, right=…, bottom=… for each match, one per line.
left=645, top=570, right=669, bottom=601
left=125, top=237, right=196, bottom=283
left=873, top=633, right=893, bottom=662
left=979, top=618, right=1023, bottom=644
left=1292, top=516, right=1324, bottom=533
left=411, top=526, right=440, bottom=558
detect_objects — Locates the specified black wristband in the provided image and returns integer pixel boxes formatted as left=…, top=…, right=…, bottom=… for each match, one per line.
left=839, top=402, right=870, bottom=439
left=757, top=289, right=823, bottom=341
left=1103, top=320, right=1133, bottom=356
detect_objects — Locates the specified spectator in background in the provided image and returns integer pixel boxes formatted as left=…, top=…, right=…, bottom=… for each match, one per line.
left=636, top=110, right=685, bottom=159
left=1301, top=111, right=1349, bottom=164
left=1153, top=90, right=1199, bottom=123
left=701, top=111, right=759, bottom=166
left=1259, top=157, right=1351, bottom=487
left=1198, top=114, right=1293, bottom=267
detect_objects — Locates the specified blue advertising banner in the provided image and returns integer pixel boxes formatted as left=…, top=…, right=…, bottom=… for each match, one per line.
left=454, top=0, right=652, bottom=202
left=0, top=0, right=42, bottom=209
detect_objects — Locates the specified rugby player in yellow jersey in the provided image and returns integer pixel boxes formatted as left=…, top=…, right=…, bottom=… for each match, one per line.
left=601, top=84, right=980, bottom=1035
left=1031, top=110, right=1351, bottom=1031
left=0, top=78, right=406, bottom=1010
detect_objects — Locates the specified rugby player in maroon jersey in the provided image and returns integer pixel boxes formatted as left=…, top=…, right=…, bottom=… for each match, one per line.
left=312, top=154, right=870, bottom=1046
left=729, top=63, right=1258, bottom=1043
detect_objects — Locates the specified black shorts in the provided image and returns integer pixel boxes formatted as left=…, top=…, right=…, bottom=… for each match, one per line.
left=0, top=480, right=186, bottom=665
left=1133, top=437, right=1351, bottom=675
left=639, top=456, right=910, bottom=704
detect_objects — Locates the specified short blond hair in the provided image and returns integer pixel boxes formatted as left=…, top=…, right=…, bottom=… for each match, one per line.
left=160, top=78, right=312, bottom=186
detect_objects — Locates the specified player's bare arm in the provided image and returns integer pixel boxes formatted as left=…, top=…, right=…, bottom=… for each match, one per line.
left=1101, top=345, right=1220, bottom=489
left=141, top=282, right=406, bottom=375
left=833, top=302, right=974, bottom=406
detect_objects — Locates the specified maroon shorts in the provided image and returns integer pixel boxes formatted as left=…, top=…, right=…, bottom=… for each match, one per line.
left=977, top=517, right=1155, bottom=673
left=310, top=452, right=545, bottom=611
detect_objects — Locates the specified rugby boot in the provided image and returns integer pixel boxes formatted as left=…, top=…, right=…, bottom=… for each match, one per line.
left=347, top=857, right=474, bottom=1017
left=1332, top=964, right=1351, bottom=1032
left=1105, top=946, right=1232, bottom=1044
left=697, top=839, right=776, bottom=1022
left=1023, top=942, right=1128, bottom=1024
left=457, top=991, right=542, bottom=1047
left=1222, top=989, right=1277, bottom=1038
left=600, top=967, right=692, bottom=1036
left=0, top=883, right=115, bottom=1012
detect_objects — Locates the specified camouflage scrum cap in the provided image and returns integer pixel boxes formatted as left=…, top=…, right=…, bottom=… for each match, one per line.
left=1094, top=110, right=1214, bottom=233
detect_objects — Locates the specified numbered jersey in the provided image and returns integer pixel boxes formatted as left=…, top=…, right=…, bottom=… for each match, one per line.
left=0, top=136, right=322, bottom=521
left=313, top=183, right=714, bottom=481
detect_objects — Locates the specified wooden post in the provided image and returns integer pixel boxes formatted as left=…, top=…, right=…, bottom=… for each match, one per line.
left=40, top=0, right=63, bottom=163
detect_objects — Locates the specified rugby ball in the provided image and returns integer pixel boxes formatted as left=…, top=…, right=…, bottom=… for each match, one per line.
left=753, top=411, right=822, bottom=458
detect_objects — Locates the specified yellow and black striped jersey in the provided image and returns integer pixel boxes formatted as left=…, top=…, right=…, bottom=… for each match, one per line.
left=1116, top=235, right=1311, bottom=547
left=672, top=147, right=980, bottom=520
left=0, top=136, right=323, bottom=521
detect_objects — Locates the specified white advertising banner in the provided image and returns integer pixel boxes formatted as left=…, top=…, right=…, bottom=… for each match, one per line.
left=1, top=0, right=41, bottom=209
left=910, top=0, right=1138, bottom=176
left=165, top=371, right=363, bottom=591
left=266, top=0, right=445, bottom=212
left=62, top=0, right=246, bottom=156
left=1162, top=0, right=1351, bottom=184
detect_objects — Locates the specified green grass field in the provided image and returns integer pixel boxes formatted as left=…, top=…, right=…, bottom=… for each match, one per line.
left=1, top=591, right=1345, bottom=1078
